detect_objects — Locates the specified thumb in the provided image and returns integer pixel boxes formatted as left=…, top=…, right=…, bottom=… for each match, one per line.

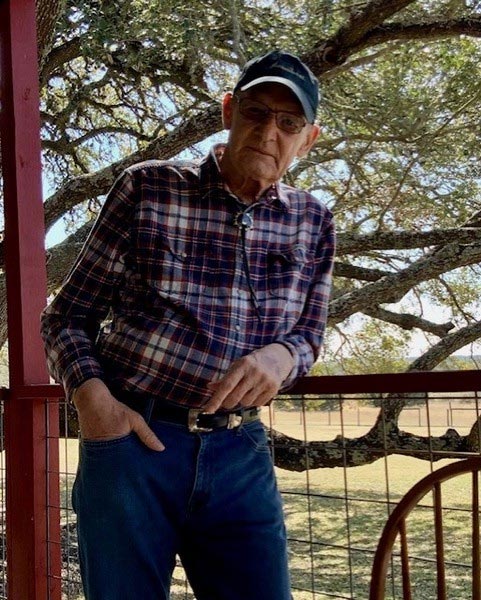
left=131, top=414, right=165, bottom=451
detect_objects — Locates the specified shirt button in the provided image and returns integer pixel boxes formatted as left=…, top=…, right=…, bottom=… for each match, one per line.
left=235, top=324, right=241, bottom=332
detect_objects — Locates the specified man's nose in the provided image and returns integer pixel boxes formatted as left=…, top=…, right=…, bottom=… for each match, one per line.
left=257, top=112, right=278, bottom=137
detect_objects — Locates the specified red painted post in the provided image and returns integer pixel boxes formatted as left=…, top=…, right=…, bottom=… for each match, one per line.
left=0, top=1, right=61, bottom=599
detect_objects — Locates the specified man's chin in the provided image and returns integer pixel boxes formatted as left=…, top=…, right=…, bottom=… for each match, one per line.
left=242, top=157, right=277, bottom=179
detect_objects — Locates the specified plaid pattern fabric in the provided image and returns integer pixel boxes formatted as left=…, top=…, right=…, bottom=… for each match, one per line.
left=41, top=145, right=335, bottom=406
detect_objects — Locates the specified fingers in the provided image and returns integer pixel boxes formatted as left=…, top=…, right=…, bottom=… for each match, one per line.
left=128, top=410, right=165, bottom=452
left=73, top=382, right=164, bottom=450
left=204, top=353, right=279, bottom=413
left=205, top=367, right=247, bottom=412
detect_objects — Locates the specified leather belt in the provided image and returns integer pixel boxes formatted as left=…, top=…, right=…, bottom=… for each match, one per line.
left=113, top=387, right=261, bottom=433
left=149, top=403, right=260, bottom=433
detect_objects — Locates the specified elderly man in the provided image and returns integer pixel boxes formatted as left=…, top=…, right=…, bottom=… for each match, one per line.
left=41, top=50, right=335, bottom=600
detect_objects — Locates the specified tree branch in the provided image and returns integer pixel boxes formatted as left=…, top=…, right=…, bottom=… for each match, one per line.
left=269, top=424, right=472, bottom=471
left=354, top=18, right=481, bottom=54
left=329, top=243, right=481, bottom=324
left=303, top=0, right=418, bottom=70
left=40, top=36, right=82, bottom=85
left=36, top=0, right=67, bottom=71
left=337, top=227, right=481, bottom=255
left=408, top=320, right=481, bottom=372
left=43, top=104, right=222, bottom=232
left=333, top=262, right=389, bottom=281
left=304, top=13, right=481, bottom=74
left=362, top=305, right=454, bottom=337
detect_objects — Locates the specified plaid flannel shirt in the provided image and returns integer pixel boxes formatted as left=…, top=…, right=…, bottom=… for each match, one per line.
left=41, top=145, right=335, bottom=406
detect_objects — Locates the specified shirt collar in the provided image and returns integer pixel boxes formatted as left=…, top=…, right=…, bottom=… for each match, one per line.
left=199, top=144, right=290, bottom=211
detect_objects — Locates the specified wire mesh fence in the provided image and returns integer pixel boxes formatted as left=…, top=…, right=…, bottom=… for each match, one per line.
left=272, top=390, right=481, bottom=599
left=44, top=384, right=481, bottom=599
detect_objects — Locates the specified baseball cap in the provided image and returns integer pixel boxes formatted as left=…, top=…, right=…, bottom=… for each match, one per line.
left=233, top=50, right=319, bottom=123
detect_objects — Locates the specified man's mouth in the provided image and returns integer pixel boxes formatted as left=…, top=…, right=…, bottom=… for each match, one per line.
left=248, top=147, right=275, bottom=158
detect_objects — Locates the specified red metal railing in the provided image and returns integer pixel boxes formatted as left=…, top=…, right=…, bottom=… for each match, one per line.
left=290, top=370, right=481, bottom=394
left=0, top=1, right=59, bottom=598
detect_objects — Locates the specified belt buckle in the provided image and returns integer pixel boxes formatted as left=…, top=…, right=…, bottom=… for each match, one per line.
left=227, top=413, right=243, bottom=429
left=188, top=408, right=213, bottom=433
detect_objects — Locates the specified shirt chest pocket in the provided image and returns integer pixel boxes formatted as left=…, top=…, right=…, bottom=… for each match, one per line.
left=133, top=231, right=223, bottom=298
left=267, top=244, right=313, bottom=300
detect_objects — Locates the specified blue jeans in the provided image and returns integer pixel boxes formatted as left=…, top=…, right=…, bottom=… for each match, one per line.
left=72, top=417, right=291, bottom=599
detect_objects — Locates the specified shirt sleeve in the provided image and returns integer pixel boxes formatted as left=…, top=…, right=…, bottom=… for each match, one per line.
left=276, top=210, right=336, bottom=390
left=40, top=170, right=136, bottom=398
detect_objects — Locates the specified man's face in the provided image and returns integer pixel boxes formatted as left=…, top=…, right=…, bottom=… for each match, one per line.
left=222, top=83, right=319, bottom=186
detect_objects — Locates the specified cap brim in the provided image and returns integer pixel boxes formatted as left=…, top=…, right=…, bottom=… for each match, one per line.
left=239, top=76, right=315, bottom=123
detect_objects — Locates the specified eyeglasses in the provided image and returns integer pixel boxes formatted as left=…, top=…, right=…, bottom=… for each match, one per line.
left=234, top=96, right=307, bottom=134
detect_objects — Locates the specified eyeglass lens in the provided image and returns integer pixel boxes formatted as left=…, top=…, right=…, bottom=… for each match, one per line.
left=236, top=97, right=306, bottom=134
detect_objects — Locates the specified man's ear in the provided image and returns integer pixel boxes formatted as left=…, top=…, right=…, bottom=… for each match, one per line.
left=297, top=124, right=320, bottom=158
left=222, top=92, right=234, bottom=130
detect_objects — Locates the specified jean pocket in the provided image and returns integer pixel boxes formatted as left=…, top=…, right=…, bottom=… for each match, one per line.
left=239, top=422, right=271, bottom=454
left=81, top=432, right=135, bottom=450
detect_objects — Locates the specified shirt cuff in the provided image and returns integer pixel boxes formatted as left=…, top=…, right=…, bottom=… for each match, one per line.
left=275, top=336, right=317, bottom=392
left=61, top=360, right=104, bottom=402
left=274, top=341, right=300, bottom=391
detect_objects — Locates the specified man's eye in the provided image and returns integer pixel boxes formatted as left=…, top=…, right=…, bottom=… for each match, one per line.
left=279, top=114, right=302, bottom=130
left=244, top=105, right=268, bottom=118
